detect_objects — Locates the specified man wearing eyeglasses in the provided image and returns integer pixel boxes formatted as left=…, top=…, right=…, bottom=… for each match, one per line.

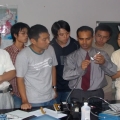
left=92, top=24, right=114, bottom=100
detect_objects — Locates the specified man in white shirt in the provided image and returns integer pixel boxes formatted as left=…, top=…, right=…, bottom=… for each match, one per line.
left=111, top=31, right=120, bottom=100
left=0, top=33, right=16, bottom=109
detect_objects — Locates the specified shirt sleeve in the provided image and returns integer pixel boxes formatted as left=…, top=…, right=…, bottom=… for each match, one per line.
left=111, top=51, right=120, bottom=71
left=4, top=50, right=15, bottom=72
left=100, top=51, right=117, bottom=76
left=63, top=52, right=85, bottom=80
left=50, top=45, right=58, bottom=66
left=15, top=51, right=28, bottom=77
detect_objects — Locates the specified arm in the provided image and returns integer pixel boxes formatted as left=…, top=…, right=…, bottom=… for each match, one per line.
left=0, top=70, right=16, bottom=84
left=52, top=66, right=57, bottom=99
left=17, top=77, right=31, bottom=110
left=111, top=51, right=120, bottom=79
left=112, top=71, right=120, bottom=79
left=52, top=66, right=56, bottom=87
left=15, top=51, right=31, bottom=110
left=94, top=52, right=117, bottom=76
left=0, top=50, right=16, bottom=83
left=63, top=54, right=85, bottom=80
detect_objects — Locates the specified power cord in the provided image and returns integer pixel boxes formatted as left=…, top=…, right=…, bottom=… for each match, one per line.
left=65, top=76, right=120, bottom=119
left=87, top=96, right=120, bottom=119
left=66, top=93, right=120, bottom=119
left=65, top=78, right=81, bottom=111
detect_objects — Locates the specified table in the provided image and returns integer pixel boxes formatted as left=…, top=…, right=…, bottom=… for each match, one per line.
left=0, top=100, right=119, bottom=120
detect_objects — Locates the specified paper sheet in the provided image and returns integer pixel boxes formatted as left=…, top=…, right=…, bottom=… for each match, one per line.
left=29, top=108, right=67, bottom=119
left=109, top=103, right=120, bottom=113
left=6, top=110, right=33, bottom=120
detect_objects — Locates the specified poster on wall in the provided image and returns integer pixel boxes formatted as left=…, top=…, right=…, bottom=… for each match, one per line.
left=0, top=5, right=17, bottom=48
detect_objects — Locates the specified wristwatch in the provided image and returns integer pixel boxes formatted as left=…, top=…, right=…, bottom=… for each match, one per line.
left=52, top=86, right=57, bottom=89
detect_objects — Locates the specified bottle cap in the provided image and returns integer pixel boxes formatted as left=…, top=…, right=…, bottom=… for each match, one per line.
left=84, top=102, right=88, bottom=105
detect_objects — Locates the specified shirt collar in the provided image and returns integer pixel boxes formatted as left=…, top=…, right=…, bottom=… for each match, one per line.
left=80, top=47, right=92, bottom=53
left=80, top=47, right=94, bottom=58
left=12, top=44, right=25, bottom=53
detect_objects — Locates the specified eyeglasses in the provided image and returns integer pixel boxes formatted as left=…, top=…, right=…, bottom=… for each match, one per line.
left=96, top=34, right=109, bottom=40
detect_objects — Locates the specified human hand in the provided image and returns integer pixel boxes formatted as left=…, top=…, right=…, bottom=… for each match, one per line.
left=81, top=60, right=90, bottom=70
left=94, top=54, right=105, bottom=65
left=21, top=102, right=32, bottom=110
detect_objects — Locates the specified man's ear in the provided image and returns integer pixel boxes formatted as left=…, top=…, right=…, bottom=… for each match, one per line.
left=30, top=38, right=36, bottom=45
left=14, top=34, right=17, bottom=39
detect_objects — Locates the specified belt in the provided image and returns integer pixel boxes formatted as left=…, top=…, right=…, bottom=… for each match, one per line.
left=0, top=88, right=9, bottom=93
left=86, top=88, right=102, bottom=92
left=80, top=88, right=102, bottom=92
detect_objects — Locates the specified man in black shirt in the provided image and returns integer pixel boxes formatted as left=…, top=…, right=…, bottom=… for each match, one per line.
left=50, top=20, right=79, bottom=103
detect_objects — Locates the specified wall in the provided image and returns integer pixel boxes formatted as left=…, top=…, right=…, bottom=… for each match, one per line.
left=0, top=0, right=120, bottom=39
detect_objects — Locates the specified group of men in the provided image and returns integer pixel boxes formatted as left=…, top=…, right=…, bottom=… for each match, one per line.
left=0, top=20, right=118, bottom=110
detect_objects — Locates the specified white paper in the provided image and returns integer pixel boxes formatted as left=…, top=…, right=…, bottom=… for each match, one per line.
left=6, top=110, right=33, bottom=119
left=109, top=103, right=120, bottom=113
left=29, top=108, right=67, bottom=119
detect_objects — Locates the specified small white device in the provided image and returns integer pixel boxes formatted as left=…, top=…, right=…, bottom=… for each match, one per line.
left=91, top=52, right=100, bottom=61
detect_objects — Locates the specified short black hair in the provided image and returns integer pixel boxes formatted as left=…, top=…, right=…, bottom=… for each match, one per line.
left=11, top=22, right=30, bottom=42
left=51, top=20, right=70, bottom=38
left=77, top=26, right=94, bottom=37
left=95, top=24, right=112, bottom=37
left=29, top=24, right=48, bottom=41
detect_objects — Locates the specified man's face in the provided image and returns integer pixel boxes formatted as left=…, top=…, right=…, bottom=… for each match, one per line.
left=32, top=32, right=50, bottom=51
left=95, top=30, right=110, bottom=47
left=77, top=31, right=93, bottom=51
left=15, top=28, right=29, bottom=43
left=56, top=28, right=70, bottom=44
left=117, top=33, right=120, bottom=47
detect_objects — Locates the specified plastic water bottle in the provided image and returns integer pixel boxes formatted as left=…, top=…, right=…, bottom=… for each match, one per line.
left=81, top=102, right=90, bottom=120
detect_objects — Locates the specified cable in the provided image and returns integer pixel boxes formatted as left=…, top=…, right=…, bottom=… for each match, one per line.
left=65, top=78, right=120, bottom=118
left=65, top=78, right=81, bottom=111
left=87, top=96, right=120, bottom=119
